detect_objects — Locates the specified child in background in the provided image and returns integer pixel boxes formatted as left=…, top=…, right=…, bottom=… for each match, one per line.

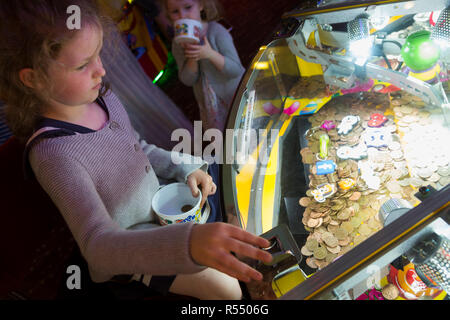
left=163, top=0, right=245, bottom=131
left=0, top=0, right=271, bottom=300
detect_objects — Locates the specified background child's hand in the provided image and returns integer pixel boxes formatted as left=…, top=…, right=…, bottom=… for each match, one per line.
left=183, top=36, right=213, bottom=61
left=186, top=169, right=216, bottom=207
left=190, top=222, right=273, bottom=282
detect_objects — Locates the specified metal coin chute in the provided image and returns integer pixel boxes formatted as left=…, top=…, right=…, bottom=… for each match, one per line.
left=378, top=198, right=413, bottom=226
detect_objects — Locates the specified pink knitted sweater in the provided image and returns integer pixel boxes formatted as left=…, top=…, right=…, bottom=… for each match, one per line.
left=29, top=91, right=206, bottom=282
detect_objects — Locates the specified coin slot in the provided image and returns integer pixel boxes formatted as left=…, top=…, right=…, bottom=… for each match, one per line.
left=263, top=237, right=284, bottom=256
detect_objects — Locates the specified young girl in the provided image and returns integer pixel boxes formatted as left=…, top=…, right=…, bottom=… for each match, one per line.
left=163, top=0, right=245, bottom=132
left=0, top=0, right=271, bottom=300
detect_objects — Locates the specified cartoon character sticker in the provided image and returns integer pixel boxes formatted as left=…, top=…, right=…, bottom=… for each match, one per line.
left=316, top=160, right=337, bottom=175
left=363, top=128, right=391, bottom=148
left=368, top=113, right=388, bottom=127
left=338, top=115, right=360, bottom=135
left=358, top=160, right=381, bottom=190
left=337, top=143, right=368, bottom=160
left=312, top=183, right=337, bottom=203
left=338, top=178, right=356, bottom=191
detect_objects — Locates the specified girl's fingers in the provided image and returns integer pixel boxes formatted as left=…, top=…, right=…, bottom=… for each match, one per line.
left=200, top=192, right=207, bottom=208
left=213, top=251, right=263, bottom=282
left=226, top=238, right=272, bottom=263
left=186, top=178, right=200, bottom=198
left=227, top=224, right=272, bottom=249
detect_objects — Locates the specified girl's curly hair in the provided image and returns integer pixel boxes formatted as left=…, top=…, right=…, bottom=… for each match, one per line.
left=0, top=0, right=115, bottom=141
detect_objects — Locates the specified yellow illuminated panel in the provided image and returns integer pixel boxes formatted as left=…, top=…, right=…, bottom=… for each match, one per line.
left=235, top=154, right=257, bottom=230
left=272, top=267, right=307, bottom=298
left=296, top=56, right=324, bottom=78
left=254, top=61, right=270, bottom=70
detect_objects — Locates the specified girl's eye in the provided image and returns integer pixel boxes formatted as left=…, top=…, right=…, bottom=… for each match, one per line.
left=77, top=63, right=88, bottom=71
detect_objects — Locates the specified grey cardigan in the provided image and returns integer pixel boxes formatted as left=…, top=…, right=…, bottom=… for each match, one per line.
left=172, top=21, right=245, bottom=121
left=29, top=91, right=207, bottom=282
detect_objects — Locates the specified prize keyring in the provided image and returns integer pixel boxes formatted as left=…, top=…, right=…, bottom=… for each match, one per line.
left=304, top=126, right=321, bottom=139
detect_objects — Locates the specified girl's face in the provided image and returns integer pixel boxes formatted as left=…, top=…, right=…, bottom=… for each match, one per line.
left=45, top=24, right=105, bottom=110
left=166, top=0, right=203, bottom=22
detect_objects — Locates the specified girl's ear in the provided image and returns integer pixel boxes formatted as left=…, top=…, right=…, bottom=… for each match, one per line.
left=19, top=68, right=37, bottom=89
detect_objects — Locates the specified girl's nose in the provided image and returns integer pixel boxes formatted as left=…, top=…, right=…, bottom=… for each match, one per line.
left=94, top=57, right=106, bottom=78
left=178, top=9, right=187, bottom=19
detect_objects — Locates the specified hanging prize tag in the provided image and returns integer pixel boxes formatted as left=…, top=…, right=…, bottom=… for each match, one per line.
left=316, top=160, right=337, bottom=175
left=318, top=133, right=330, bottom=160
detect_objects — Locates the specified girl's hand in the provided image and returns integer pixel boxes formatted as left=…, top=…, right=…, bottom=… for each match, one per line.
left=190, top=222, right=273, bottom=282
left=186, top=169, right=216, bottom=208
left=183, top=36, right=213, bottom=61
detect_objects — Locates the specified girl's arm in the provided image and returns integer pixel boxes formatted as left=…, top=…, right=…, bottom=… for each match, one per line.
left=30, top=153, right=272, bottom=282
left=133, top=129, right=208, bottom=183
left=183, top=36, right=225, bottom=72
left=30, top=153, right=205, bottom=277
left=208, top=22, right=245, bottom=79
left=172, top=23, right=244, bottom=84
left=172, top=41, right=200, bottom=87
left=135, top=130, right=214, bottom=206
left=182, top=23, right=243, bottom=78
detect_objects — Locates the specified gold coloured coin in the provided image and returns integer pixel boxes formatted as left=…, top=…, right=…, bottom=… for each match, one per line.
left=306, top=238, right=319, bottom=252
left=323, top=234, right=338, bottom=248
left=335, top=227, right=349, bottom=240
left=341, top=221, right=354, bottom=233
left=299, top=197, right=311, bottom=207
left=301, top=245, right=313, bottom=256
left=359, top=224, right=372, bottom=236
left=337, top=208, right=352, bottom=220
left=313, top=246, right=327, bottom=260
left=326, top=245, right=341, bottom=254
left=351, top=216, right=362, bottom=228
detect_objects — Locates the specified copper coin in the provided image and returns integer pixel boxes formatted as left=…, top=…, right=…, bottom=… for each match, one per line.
left=306, top=257, right=318, bottom=269
left=299, top=197, right=312, bottom=207
left=349, top=191, right=361, bottom=201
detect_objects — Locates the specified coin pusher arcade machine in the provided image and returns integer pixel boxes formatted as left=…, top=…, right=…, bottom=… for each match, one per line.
left=222, top=0, right=450, bottom=300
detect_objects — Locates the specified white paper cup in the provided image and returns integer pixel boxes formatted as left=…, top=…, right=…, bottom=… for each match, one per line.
left=153, top=182, right=208, bottom=225
left=173, top=18, right=202, bottom=44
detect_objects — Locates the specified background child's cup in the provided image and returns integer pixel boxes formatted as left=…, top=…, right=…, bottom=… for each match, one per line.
left=173, top=18, right=203, bottom=44
left=152, top=182, right=207, bottom=225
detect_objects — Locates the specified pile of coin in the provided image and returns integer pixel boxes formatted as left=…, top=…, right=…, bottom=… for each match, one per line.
left=391, top=91, right=450, bottom=190
left=289, top=75, right=328, bottom=100
left=298, top=91, right=423, bottom=270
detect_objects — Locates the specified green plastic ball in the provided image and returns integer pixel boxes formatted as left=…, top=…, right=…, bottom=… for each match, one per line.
left=401, top=30, right=440, bottom=71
